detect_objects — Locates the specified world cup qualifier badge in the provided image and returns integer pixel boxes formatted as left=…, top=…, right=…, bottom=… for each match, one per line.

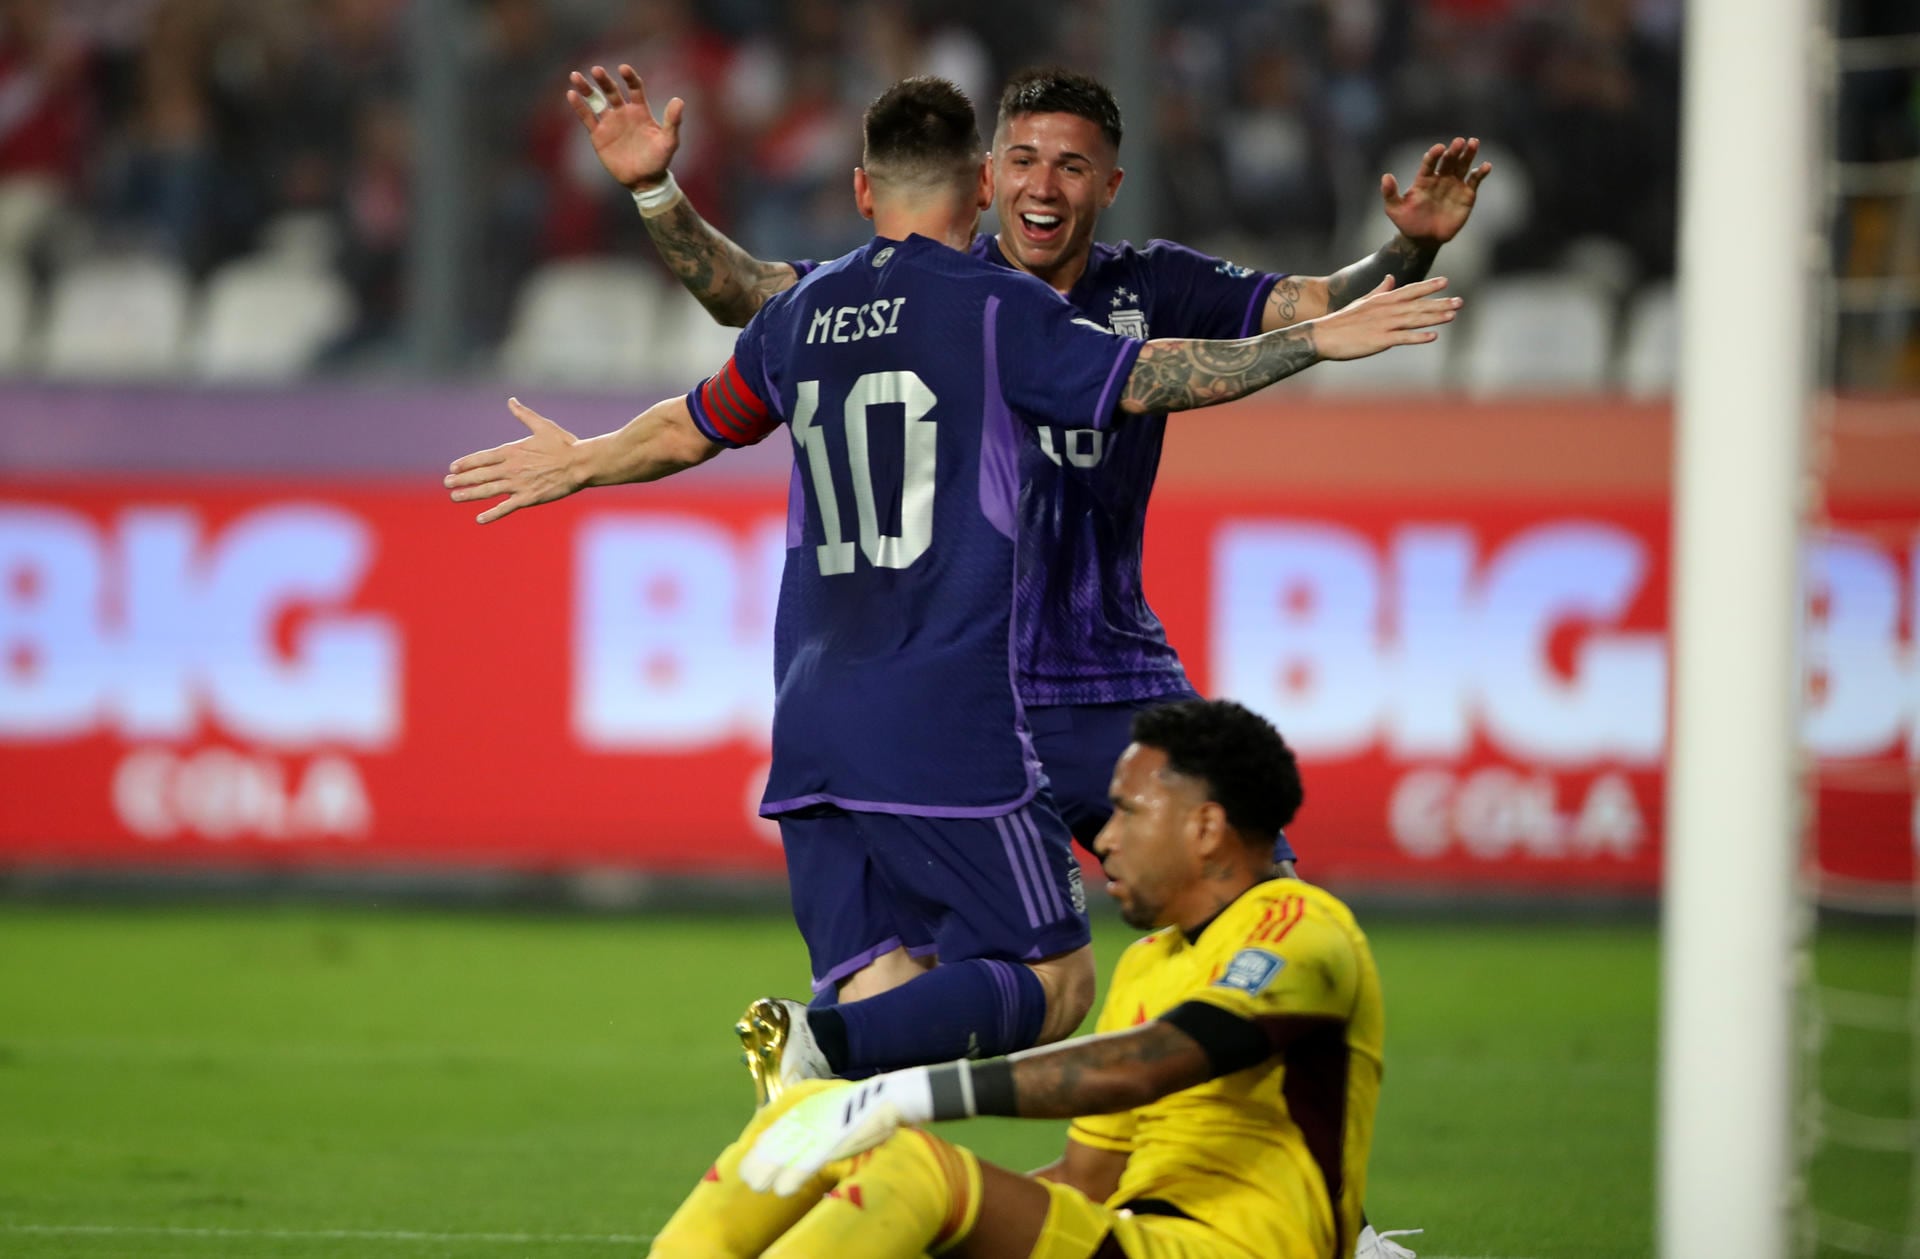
left=1107, top=287, right=1148, bottom=339
left=1214, top=948, right=1286, bottom=996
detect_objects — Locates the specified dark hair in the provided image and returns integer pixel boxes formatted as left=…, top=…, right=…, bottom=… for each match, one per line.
left=995, top=66, right=1123, bottom=151
left=1130, top=699, right=1303, bottom=845
left=862, top=76, right=981, bottom=186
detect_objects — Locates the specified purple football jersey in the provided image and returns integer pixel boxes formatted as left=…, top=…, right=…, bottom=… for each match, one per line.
left=688, top=235, right=1144, bottom=816
left=969, top=236, right=1282, bottom=705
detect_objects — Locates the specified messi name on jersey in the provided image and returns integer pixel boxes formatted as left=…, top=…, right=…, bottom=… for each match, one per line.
left=806, top=297, right=908, bottom=344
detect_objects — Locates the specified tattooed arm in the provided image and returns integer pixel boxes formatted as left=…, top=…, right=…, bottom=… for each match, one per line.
left=1257, top=137, right=1492, bottom=332
left=1001, top=1022, right=1215, bottom=1117
left=642, top=195, right=801, bottom=328
left=1120, top=327, right=1321, bottom=414
left=1257, top=234, right=1437, bottom=332
left=1323, top=234, right=1439, bottom=313
left=1122, top=273, right=1462, bottom=414
left=566, top=64, right=799, bottom=327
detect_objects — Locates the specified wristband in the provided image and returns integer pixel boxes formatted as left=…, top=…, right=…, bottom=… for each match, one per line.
left=925, top=1058, right=1018, bottom=1120
left=631, top=172, right=683, bottom=218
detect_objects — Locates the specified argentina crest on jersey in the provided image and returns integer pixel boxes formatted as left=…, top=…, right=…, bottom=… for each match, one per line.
left=1107, top=286, right=1148, bottom=338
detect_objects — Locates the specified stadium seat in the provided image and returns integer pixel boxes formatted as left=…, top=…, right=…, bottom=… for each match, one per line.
left=0, top=175, right=61, bottom=257
left=649, top=288, right=746, bottom=382
left=1618, top=282, right=1677, bottom=397
left=192, top=256, right=355, bottom=381
left=39, top=253, right=192, bottom=379
left=255, top=210, right=344, bottom=269
left=1456, top=274, right=1613, bottom=394
left=500, top=258, right=669, bottom=386
left=0, top=259, right=31, bottom=372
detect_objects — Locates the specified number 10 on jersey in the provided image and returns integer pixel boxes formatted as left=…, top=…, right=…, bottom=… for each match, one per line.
left=792, top=371, right=938, bottom=576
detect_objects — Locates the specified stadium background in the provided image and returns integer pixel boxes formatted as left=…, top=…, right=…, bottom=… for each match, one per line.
left=2, top=1, right=1918, bottom=1257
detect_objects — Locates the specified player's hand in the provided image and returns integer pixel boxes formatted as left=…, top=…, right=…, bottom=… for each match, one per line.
left=445, top=398, right=586, bottom=524
left=740, top=1081, right=908, bottom=1196
left=566, top=64, right=682, bottom=192
left=1381, top=137, right=1492, bottom=247
left=1308, top=275, right=1461, bottom=362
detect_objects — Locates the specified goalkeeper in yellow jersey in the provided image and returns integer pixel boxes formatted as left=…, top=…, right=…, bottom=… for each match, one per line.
left=648, top=698, right=1386, bottom=1259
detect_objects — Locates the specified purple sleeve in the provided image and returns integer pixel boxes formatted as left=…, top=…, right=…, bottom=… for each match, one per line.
left=1141, top=238, right=1284, bottom=340
left=683, top=317, right=780, bottom=448
left=786, top=260, right=818, bottom=280
left=995, top=279, right=1144, bottom=431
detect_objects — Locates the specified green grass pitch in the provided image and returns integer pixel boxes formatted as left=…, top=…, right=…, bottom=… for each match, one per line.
left=0, top=906, right=1906, bottom=1258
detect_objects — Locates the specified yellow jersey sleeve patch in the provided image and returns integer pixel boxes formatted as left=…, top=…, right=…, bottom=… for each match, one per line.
left=1214, top=947, right=1287, bottom=995
left=1188, top=892, right=1357, bottom=1022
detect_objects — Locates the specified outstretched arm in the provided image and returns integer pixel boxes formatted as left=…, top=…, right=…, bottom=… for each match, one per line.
left=995, top=1021, right=1214, bottom=1116
left=444, top=396, right=721, bottom=524
left=568, top=65, right=799, bottom=327
left=1258, top=137, right=1493, bottom=331
left=1120, top=274, right=1462, bottom=413
left=738, top=1005, right=1337, bottom=1196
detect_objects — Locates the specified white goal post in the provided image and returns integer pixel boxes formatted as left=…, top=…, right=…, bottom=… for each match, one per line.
left=1659, top=0, right=1818, bottom=1254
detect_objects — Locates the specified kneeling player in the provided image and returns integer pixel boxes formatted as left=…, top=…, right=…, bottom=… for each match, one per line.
left=651, top=700, right=1383, bottom=1259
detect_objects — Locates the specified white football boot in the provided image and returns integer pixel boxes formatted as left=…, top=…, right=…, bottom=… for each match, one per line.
left=736, top=997, right=833, bottom=1107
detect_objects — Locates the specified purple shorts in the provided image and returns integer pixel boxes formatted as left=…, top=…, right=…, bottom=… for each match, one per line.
left=779, top=796, right=1091, bottom=996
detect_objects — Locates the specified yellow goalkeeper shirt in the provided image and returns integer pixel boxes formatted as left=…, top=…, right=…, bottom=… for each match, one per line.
left=1068, top=878, right=1384, bottom=1259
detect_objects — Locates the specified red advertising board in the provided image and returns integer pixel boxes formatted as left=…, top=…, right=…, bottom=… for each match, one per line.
left=0, top=480, right=1913, bottom=890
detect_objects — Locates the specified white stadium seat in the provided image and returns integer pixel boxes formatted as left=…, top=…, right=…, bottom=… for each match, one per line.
left=1457, top=274, right=1613, bottom=394
left=0, top=259, right=31, bottom=372
left=1618, top=282, right=1676, bottom=397
left=193, top=256, right=355, bottom=381
left=500, top=259, right=668, bottom=387
left=39, top=253, right=192, bottom=379
left=648, top=287, right=746, bottom=382
left=192, top=257, right=354, bottom=381
left=0, top=175, right=61, bottom=257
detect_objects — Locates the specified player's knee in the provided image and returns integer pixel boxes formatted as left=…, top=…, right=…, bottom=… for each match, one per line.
left=836, top=946, right=933, bottom=1002
left=1028, top=945, right=1097, bottom=1044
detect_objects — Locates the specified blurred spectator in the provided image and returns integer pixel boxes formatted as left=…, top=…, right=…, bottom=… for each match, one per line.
left=275, top=0, right=404, bottom=217
left=3, top=0, right=1916, bottom=385
left=94, top=0, right=219, bottom=266
left=1496, top=0, right=1678, bottom=280
left=537, top=0, right=737, bottom=258
left=1221, top=49, right=1336, bottom=243
left=852, top=0, right=993, bottom=127
left=733, top=49, right=864, bottom=264
left=469, top=0, right=579, bottom=342
left=326, top=92, right=410, bottom=362
left=0, top=0, right=90, bottom=256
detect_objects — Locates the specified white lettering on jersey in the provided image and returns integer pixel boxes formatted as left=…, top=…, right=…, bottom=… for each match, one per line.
left=806, top=298, right=908, bottom=345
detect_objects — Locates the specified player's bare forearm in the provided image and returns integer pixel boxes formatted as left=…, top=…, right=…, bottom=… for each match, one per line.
left=1003, top=1022, right=1213, bottom=1118
left=575, top=397, right=722, bottom=487
left=1120, top=326, right=1319, bottom=414
left=1323, top=234, right=1439, bottom=313
left=644, top=197, right=798, bottom=328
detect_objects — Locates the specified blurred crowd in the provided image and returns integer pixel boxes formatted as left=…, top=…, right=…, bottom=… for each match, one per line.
left=0, top=0, right=1914, bottom=380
